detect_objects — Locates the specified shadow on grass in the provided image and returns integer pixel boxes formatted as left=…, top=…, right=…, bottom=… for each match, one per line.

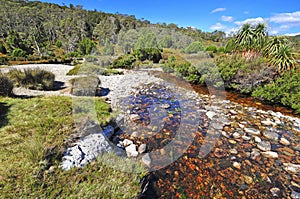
left=0, top=102, right=11, bottom=128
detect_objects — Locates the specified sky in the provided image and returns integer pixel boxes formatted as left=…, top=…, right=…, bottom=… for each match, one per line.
left=38, top=0, right=300, bottom=36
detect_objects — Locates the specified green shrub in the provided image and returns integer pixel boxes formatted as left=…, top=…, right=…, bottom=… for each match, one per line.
left=0, top=74, right=13, bottom=96
left=8, top=68, right=55, bottom=90
left=11, top=48, right=26, bottom=57
left=65, top=52, right=81, bottom=58
left=252, top=70, right=300, bottom=113
left=133, top=48, right=162, bottom=63
left=112, top=54, right=136, bottom=69
left=182, top=41, right=204, bottom=54
left=205, top=45, right=218, bottom=53
left=0, top=42, right=7, bottom=54
left=0, top=57, right=8, bottom=65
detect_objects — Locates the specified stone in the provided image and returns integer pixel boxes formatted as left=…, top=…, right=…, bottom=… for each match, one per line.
left=261, top=120, right=275, bottom=126
left=244, top=128, right=261, bottom=136
left=233, top=162, right=241, bottom=170
left=211, top=122, right=224, bottom=130
left=244, top=175, right=253, bottom=184
left=206, top=111, right=217, bottom=120
left=230, top=110, right=238, bottom=115
left=138, top=144, right=147, bottom=154
left=242, top=135, right=251, bottom=141
left=254, top=136, right=262, bottom=143
left=122, top=139, right=133, bottom=147
left=270, top=187, right=281, bottom=197
left=61, top=132, right=113, bottom=170
left=233, top=132, right=241, bottom=139
left=230, top=148, right=238, bottom=155
left=280, top=137, right=291, bottom=146
left=257, top=141, right=271, bottom=151
left=263, top=131, right=279, bottom=141
left=229, top=140, right=237, bottom=144
left=261, top=151, right=278, bottom=159
left=102, top=125, right=115, bottom=139
left=142, top=153, right=151, bottom=167
left=130, top=131, right=139, bottom=138
left=125, top=144, right=138, bottom=158
left=130, top=114, right=140, bottom=121
left=160, top=103, right=170, bottom=109
left=283, top=163, right=300, bottom=174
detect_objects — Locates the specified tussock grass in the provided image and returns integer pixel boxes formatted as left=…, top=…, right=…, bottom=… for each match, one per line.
left=0, top=96, right=146, bottom=198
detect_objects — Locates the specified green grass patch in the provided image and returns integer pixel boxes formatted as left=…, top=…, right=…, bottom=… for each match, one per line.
left=0, top=96, right=146, bottom=198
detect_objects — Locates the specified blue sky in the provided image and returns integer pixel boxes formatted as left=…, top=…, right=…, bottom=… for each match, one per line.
left=39, top=0, right=300, bottom=35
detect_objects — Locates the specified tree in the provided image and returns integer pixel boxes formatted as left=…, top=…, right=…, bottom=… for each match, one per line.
left=134, top=32, right=158, bottom=49
left=78, top=38, right=95, bottom=55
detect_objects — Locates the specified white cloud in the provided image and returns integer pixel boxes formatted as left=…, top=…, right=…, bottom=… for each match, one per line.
left=210, top=7, right=226, bottom=14
left=221, top=16, right=234, bottom=22
left=284, top=32, right=300, bottom=36
left=235, top=17, right=265, bottom=26
left=243, top=11, right=249, bottom=15
left=209, top=22, right=227, bottom=31
left=269, top=11, right=300, bottom=24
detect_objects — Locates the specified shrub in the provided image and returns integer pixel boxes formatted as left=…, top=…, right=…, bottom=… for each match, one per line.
left=64, top=52, right=81, bottom=58
left=252, top=70, right=300, bottom=113
left=133, top=48, right=162, bottom=63
left=0, top=57, right=8, bottom=65
left=0, top=74, right=13, bottom=96
left=112, top=54, right=136, bottom=69
left=0, top=42, right=7, bottom=54
left=182, top=41, right=204, bottom=54
left=205, top=45, right=218, bottom=53
left=7, top=68, right=55, bottom=90
left=11, top=48, right=26, bottom=57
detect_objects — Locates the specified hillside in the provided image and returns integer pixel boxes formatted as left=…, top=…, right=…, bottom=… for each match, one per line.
left=0, top=0, right=225, bottom=59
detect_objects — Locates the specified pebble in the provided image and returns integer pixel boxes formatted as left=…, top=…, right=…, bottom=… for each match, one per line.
left=230, top=148, right=238, bottom=155
left=270, top=187, right=281, bottom=197
left=233, top=132, right=241, bottom=139
left=261, top=151, right=278, bottom=159
left=257, top=141, right=271, bottom=151
left=122, top=139, right=134, bottom=147
left=233, top=162, right=241, bottom=170
left=261, top=120, right=275, bottom=126
left=263, top=131, right=279, bottom=141
left=244, top=128, right=261, bottom=136
left=283, top=163, right=300, bottom=174
left=254, top=136, right=262, bottom=143
left=280, top=137, right=291, bottom=146
left=206, top=111, right=217, bottom=120
left=244, top=175, right=253, bottom=184
left=125, top=144, right=138, bottom=158
left=230, top=110, right=238, bottom=115
left=242, top=135, right=251, bottom=141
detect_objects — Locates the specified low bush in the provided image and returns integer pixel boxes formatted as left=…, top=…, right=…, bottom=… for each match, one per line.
left=182, top=41, right=204, bottom=54
left=0, top=57, right=8, bottom=65
left=252, top=70, right=300, bottom=113
left=112, top=54, right=136, bottom=69
left=205, top=45, right=218, bottom=53
left=0, top=74, right=13, bottom=96
left=11, top=48, right=26, bottom=57
left=133, top=48, right=162, bottom=63
left=7, top=68, right=55, bottom=90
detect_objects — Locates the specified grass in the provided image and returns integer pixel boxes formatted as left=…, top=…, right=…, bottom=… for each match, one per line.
left=0, top=96, right=147, bottom=198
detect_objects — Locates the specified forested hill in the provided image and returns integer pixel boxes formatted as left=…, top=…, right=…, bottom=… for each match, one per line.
left=0, top=0, right=225, bottom=58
